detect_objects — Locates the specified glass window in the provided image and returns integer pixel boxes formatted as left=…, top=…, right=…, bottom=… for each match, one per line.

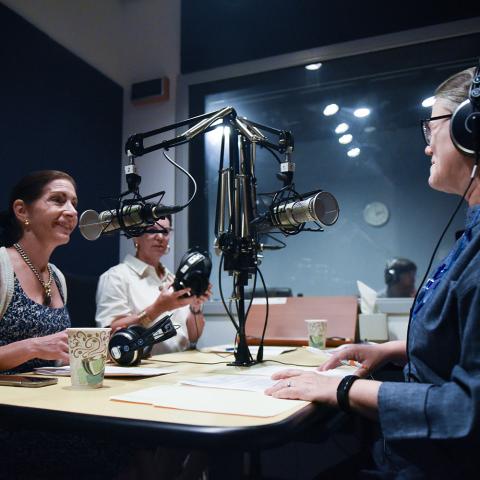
left=189, top=33, right=479, bottom=298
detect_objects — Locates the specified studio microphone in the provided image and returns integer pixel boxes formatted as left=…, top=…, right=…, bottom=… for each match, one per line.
left=252, top=190, right=339, bottom=234
left=79, top=203, right=183, bottom=240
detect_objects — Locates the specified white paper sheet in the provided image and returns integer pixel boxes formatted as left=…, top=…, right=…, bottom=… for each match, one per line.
left=110, top=385, right=307, bottom=417
left=34, top=365, right=176, bottom=377
left=202, top=344, right=296, bottom=355
left=180, top=374, right=274, bottom=392
left=357, top=280, right=377, bottom=314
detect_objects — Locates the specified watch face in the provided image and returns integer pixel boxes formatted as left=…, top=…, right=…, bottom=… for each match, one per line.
left=363, top=201, right=389, bottom=227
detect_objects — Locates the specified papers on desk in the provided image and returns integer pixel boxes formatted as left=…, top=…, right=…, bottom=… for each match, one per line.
left=110, top=385, right=307, bottom=417
left=180, top=374, right=275, bottom=393
left=179, top=363, right=355, bottom=394
left=202, top=344, right=296, bottom=355
left=34, top=365, right=176, bottom=377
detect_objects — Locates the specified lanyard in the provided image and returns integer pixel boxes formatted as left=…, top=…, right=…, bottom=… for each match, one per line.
left=412, top=207, right=480, bottom=319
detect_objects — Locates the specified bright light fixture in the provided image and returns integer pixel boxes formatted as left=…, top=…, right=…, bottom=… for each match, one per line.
left=305, top=63, right=322, bottom=71
left=354, top=108, right=370, bottom=118
left=347, top=147, right=360, bottom=157
left=335, top=123, right=349, bottom=134
left=339, top=134, right=353, bottom=144
left=323, top=104, right=339, bottom=116
left=422, top=96, right=435, bottom=108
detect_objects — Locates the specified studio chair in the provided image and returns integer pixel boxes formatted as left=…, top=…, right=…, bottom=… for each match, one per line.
left=64, top=272, right=99, bottom=328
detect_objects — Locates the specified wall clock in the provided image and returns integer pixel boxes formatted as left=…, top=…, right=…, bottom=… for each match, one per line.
left=363, top=201, right=389, bottom=227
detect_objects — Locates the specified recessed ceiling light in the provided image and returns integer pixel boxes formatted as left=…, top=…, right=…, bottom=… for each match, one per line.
left=335, top=123, right=349, bottom=134
left=364, top=126, right=376, bottom=133
left=305, top=63, right=322, bottom=71
left=323, top=104, right=339, bottom=116
left=347, top=147, right=360, bottom=157
left=422, top=96, right=435, bottom=108
left=339, top=134, right=353, bottom=144
left=354, top=108, right=370, bottom=118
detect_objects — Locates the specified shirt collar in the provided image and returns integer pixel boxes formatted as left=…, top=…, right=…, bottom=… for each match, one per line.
left=124, top=254, right=154, bottom=277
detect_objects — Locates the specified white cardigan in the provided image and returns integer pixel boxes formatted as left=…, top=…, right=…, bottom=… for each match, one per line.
left=0, top=246, right=67, bottom=319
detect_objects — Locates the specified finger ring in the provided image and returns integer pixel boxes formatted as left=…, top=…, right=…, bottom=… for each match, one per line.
left=287, top=381, right=292, bottom=388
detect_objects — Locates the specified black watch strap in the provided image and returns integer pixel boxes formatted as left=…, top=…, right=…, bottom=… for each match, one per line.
left=336, top=374, right=360, bottom=413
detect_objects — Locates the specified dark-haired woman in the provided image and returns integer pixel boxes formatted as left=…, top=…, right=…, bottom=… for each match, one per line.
left=0, top=171, right=134, bottom=480
left=0, top=170, right=77, bottom=373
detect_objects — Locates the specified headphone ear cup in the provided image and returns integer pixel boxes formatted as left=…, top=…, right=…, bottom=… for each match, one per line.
left=450, top=99, right=479, bottom=155
left=108, top=326, right=143, bottom=366
left=129, top=324, right=152, bottom=359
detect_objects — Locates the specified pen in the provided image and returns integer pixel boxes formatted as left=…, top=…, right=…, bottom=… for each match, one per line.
left=339, top=359, right=367, bottom=369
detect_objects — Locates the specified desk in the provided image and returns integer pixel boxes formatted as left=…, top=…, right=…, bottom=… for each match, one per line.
left=0, top=349, right=339, bottom=478
left=245, top=296, right=358, bottom=347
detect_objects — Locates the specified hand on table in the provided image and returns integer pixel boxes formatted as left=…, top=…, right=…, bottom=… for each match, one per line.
left=318, top=343, right=389, bottom=377
left=264, top=369, right=340, bottom=406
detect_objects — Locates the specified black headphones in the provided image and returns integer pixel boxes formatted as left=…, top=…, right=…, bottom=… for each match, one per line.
left=450, top=63, right=480, bottom=156
left=384, top=258, right=417, bottom=286
left=108, top=314, right=176, bottom=366
left=172, top=248, right=212, bottom=296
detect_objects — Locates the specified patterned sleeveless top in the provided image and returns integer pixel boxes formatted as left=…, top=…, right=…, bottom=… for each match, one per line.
left=0, top=274, right=70, bottom=374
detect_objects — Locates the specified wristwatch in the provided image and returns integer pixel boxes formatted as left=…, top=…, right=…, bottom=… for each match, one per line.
left=336, top=375, right=360, bottom=413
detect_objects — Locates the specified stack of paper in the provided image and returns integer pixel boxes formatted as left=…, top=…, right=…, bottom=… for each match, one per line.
left=34, top=365, right=176, bottom=377
left=110, top=384, right=307, bottom=417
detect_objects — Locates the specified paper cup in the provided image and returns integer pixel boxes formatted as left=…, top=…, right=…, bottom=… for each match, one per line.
left=305, top=319, right=328, bottom=349
left=67, top=328, right=111, bottom=389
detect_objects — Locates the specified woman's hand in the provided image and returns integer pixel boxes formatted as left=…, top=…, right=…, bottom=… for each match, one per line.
left=318, top=341, right=406, bottom=376
left=265, top=369, right=340, bottom=405
left=30, top=330, right=70, bottom=364
left=153, top=287, right=193, bottom=314
left=190, top=283, right=213, bottom=312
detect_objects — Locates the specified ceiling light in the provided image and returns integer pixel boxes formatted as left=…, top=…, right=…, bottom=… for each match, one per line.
left=354, top=108, right=370, bottom=118
left=305, top=63, right=322, bottom=71
left=347, top=147, right=360, bottom=158
left=323, top=104, right=339, bottom=116
left=339, top=134, right=353, bottom=144
left=335, top=123, right=349, bottom=134
left=422, top=96, right=435, bottom=108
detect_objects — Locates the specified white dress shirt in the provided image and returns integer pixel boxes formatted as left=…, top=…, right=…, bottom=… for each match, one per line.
left=95, top=254, right=190, bottom=354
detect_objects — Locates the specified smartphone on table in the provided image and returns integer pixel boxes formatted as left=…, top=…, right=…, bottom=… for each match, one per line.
left=0, top=375, right=58, bottom=387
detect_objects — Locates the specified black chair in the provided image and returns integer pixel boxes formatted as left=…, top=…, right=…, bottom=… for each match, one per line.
left=64, top=273, right=99, bottom=328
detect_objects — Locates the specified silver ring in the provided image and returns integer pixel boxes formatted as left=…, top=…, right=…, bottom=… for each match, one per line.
left=287, top=381, right=292, bottom=388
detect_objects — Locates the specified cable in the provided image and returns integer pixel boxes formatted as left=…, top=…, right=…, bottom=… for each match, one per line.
left=406, top=153, right=478, bottom=381
left=162, top=151, right=197, bottom=209
left=255, top=267, right=269, bottom=363
left=218, top=253, right=240, bottom=332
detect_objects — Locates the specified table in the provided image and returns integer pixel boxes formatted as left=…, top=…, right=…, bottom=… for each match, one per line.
left=0, top=349, right=340, bottom=478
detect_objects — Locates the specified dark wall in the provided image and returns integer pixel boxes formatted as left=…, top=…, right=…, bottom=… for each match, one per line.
left=181, top=0, right=480, bottom=73
left=0, top=4, right=122, bottom=276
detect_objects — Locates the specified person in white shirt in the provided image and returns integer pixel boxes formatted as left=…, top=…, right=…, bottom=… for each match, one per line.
left=95, top=215, right=210, bottom=353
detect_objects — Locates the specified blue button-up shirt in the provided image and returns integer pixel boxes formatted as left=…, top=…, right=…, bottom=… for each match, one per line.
left=377, top=205, right=480, bottom=477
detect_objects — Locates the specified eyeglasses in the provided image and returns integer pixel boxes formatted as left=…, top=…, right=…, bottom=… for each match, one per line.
left=420, top=114, right=452, bottom=146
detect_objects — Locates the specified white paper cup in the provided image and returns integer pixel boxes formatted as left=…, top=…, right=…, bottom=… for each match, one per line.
left=66, top=328, right=111, bottom=389
left=305, top=319, right=328, bottom=349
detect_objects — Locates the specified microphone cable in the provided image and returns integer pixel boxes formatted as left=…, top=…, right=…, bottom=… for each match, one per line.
left=406, top=154, right=478, bottom=382
left=162, top=151, right=197, bottom=209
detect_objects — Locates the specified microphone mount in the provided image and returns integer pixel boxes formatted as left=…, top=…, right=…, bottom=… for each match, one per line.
left=115, top=106, right=333, bottom=367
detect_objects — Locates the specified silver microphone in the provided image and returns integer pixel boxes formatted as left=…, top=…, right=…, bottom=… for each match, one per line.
left=272, top=191, right=339, bottom=229
left=79, top=203, right=182, bottom=240
left=252, top=191, right=339, bottom=233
